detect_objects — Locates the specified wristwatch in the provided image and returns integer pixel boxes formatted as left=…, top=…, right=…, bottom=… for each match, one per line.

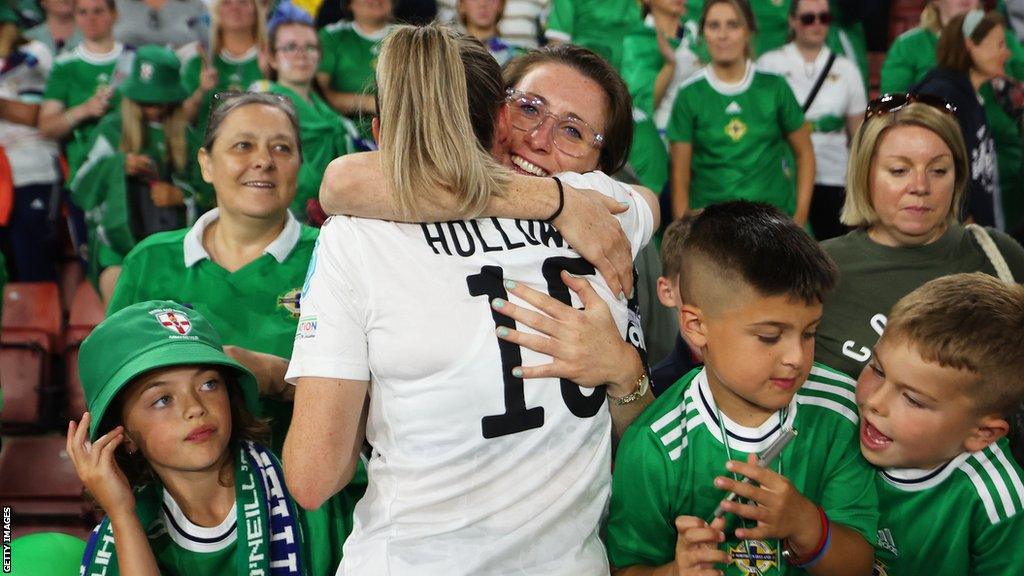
left=611, top=373, right=650, bottom=405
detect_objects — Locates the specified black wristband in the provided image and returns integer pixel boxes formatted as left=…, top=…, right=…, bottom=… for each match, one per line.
left=545, top=177, right=565, bottom=223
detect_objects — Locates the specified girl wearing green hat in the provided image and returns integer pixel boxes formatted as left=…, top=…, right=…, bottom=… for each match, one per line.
left=68, top=300, right=329, bottom=576
left=250, top=17, right=358, bottom=223
left=70, top=44, right=193, bottom=300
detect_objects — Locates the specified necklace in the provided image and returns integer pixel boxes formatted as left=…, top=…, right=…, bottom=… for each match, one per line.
left=714, top=403, right=787, bottom=575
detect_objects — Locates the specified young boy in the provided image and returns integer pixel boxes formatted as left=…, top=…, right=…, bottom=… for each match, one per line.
left=651, top=214, right=702, bottom=397
left=606, top=201, right=878, bottom=575
left=857, top=273, right=1024, bottom=576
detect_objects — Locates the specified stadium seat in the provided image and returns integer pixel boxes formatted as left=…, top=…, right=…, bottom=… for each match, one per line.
left=64, top=283, right=105, bottom=419
left=0, top=435, right=90, bottom=519
left=1, top=283, right=62, bottom=429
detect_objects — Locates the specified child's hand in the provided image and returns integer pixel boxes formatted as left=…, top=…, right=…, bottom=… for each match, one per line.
left=673, top=516, right=731, bottom=576
left=713, top=454, right=822, bottom=553
left=67, top=412, right=136, bottom=517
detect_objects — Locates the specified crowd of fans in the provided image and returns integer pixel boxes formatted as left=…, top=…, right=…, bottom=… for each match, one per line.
left=3, top=0, right=1024, bottom=574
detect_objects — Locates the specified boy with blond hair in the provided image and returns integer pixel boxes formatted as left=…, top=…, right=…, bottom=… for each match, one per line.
left=857, top=272, right=1024, bottom=575
left=607, top=201, right=877, bottom=575
left=651, top=214, right=701, bottom=396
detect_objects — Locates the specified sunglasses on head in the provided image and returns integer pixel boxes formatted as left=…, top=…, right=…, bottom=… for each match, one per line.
left=797, top=11, right=831, bottom=25
left=865, top=93, right=958, bottom=119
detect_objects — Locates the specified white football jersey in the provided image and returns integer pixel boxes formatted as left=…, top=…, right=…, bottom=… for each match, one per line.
left=287, top=171, right=654, bottom=575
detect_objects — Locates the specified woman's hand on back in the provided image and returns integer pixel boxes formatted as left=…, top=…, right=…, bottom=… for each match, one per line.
left=553, top=184, right=634, bottom=300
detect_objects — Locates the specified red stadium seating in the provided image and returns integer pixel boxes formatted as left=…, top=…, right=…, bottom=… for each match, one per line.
left=1, top=283, right=63, bottom=429
left=0, top=435, right=91, bottom=519
left=64, top=283, right=105, bottom=420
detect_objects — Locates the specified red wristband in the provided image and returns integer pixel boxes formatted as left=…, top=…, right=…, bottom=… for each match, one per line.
left=784, top=506, right=829, bottom=566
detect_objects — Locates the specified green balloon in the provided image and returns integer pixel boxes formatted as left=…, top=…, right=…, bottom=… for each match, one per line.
left=10, top=532, right=86, bottom=575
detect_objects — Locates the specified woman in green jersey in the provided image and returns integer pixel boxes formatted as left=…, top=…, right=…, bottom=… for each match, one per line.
left=883, top=0, right=1024, bottom=232
left=181, top=0, right=266, bottom=128
left=667, top=0, right=814, bottom=223
left=317, top=0, right=393, bottom=144
left=251, top=18, right=358, bottom=223
left=622, top=0, right=699, bottom=193
left=69, top=300, right=329, bottom=576
left=815, top=96, right=1024, bottom=382
left=72, top=45, right=191, bottom=301
left=105, top=93, right=363, bottom=575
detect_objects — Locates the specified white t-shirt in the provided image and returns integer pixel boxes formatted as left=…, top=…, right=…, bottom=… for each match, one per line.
left=0, top=40, right=60, bottom=187
left=758, top=43, right=866, bottom=187
left=287, top=171, right=654, bottom=576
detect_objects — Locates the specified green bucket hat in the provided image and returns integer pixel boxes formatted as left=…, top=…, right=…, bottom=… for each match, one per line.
left=121, top=45, right=190, bottom=104
left=78, top=300, right=259, bottom=440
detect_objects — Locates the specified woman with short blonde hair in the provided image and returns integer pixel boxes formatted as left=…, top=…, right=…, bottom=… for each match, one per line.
left=816, top=96, right=1024, bottom=384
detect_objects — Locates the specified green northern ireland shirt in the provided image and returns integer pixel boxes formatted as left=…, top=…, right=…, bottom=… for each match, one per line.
left=873, top=439, right=1024, bottom=576
left=545, top=0, right=642, bottom=68
left=816, top=224, right=1024, bottom=379
left=42, top=43, right=126, bottom=180
left=318, top=21, right=388, bottom=140
left=667, top=63, right=805, bottom=213
left=606, top=365, right=878, bottom=574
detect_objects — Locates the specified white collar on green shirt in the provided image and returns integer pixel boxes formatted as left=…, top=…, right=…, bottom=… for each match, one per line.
left=705, top=59, right=755, bottom=96
left=183, top=207, right=302, bottom=268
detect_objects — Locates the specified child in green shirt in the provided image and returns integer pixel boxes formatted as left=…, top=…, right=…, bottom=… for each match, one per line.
left=69, top=300, right=336, bottom=576
left=606, top=201, right=877, bottom=575
left=855, top=273, right=1024, bottom=575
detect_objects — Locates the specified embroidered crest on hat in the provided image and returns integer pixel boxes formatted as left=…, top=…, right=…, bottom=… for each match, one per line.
left=155, top=310, right=192, bottom=335
left=140, top=62, right=154, bottom=83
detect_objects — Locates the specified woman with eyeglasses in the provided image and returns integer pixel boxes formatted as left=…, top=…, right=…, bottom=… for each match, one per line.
left=620, top=0, right=699, bottom=193
left=317, top=0, right=393, bottom=146
left=758, top=0, right=865, bottom=240
left=910, top=10, right=1010, bottom=229
left=668, top=0, right=814, bottom=223
left=286, top=26, right=659, bottom=574
left=814, top=96, right=1024, bottom=383
left=250, top=17, right=358, bottom=223
left=113, top=0, right=207, bottom=49
left=71, top=45, right=191, bottom=300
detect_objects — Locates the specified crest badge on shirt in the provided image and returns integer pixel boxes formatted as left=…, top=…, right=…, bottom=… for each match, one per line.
left=278, top=288, right=302, bottom=318
left=729, top=539, right=777, bottom=575
left=725, top=118, right=748, bottom=142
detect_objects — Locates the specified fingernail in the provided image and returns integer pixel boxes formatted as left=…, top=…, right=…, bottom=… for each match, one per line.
left=618, top=201, right=629, bottom=207
left=628, top=287, right=635, bottom=300
left=618, top=291, right=626, bottom=301
left=496, top=327, right=509, bottom=338
left=503, top=280, right=517, bottom=290
left=725, top=461, right=736, bottom=471
left=512, top=367, right=523, bottom=378
left=492, top=298, right=506, bottom=309
left=714, top=477, right=725, bottom=487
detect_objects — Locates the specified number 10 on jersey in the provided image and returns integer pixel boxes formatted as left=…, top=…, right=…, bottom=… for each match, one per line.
left=467, top=257, right=606, bottom=440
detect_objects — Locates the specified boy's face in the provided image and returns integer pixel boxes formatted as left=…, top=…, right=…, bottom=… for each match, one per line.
left=683, top=288, right=821, bottom=426
left=856, top=337, right=996, bottom=469
left=120, top=366, right=234, bottom=479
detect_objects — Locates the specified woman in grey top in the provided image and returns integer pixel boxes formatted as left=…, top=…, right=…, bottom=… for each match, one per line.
left=113, top=0, right=207, bottom=49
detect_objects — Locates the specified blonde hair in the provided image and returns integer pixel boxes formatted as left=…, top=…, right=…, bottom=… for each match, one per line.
left=375, top=24, right=509, bottom=218
left=841, top=103, right=968, bottom=227
left=884, top=272, right=1024, bottom=416
left=120, top=99, right=189, bottom=174
left=920, top=2, right=942, bottom=33
left=210, top=0, right=268, bottom=58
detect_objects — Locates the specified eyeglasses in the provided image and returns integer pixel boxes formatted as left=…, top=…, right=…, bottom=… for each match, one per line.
left=865, top=93, right=958, bottom=119
left=504, top=88, right=604, bottom=158
left=278, top=43, right=319, bottom=56
left=797, top=11, right=831, bottom=25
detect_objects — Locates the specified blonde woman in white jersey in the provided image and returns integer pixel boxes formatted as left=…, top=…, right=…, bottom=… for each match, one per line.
left=284, top=25, right=658, bottom=575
